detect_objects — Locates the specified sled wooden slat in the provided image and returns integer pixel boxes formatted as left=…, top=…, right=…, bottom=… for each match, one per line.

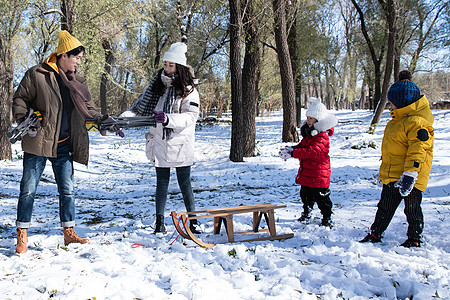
left=170, top=203, right=294, bottom=247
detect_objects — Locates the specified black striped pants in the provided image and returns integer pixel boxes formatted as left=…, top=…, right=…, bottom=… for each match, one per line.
left=370, top=183, right=424, bottom=240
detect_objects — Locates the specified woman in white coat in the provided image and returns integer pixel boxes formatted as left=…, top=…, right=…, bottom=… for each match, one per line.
left=122, top=42, right=200, bottom=234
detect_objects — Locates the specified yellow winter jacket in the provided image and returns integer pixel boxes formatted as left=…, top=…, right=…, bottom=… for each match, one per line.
left=379, top=96, right=434, bottom=192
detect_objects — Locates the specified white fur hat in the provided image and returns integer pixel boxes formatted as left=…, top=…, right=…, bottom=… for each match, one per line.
left=163, top=42, right=187, bottom=66
left=306, top=97, right=327, bottom=121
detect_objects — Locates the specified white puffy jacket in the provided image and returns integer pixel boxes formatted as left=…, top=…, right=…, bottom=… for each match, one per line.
left=145, top=88, right=200, bottom=167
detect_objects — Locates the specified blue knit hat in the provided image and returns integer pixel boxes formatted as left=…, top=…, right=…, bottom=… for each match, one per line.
left=387, top=81, right=421, bottom=109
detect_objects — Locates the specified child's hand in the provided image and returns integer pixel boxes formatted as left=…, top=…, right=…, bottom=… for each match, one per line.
left=278, top=146, right=293, bottom=161
left=394, top=171, right=418, bottom=197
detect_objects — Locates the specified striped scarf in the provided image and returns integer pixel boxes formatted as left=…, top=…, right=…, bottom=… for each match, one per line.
left=137, top=72, right=176, bottom=139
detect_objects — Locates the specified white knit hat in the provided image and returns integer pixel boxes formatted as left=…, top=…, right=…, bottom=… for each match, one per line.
left=163, top=42, right=187, bottom=66
left=306, top=97, right=327, bottom=121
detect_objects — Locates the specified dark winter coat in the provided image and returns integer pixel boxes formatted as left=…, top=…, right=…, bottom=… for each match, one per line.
left=292, top=114, right=337, bottom=189
left=12, top=54, right=102, bottom=165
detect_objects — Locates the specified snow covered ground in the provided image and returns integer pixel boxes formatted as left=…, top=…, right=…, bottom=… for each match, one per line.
left=0, top=109, right=449, bottom=300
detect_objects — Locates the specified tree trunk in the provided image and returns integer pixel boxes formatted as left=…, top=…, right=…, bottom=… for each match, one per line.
left=370, top=0, right=396, bottom=133
left=295, top=81, right=302, bottom=127
left=272, top=0, right=298, bottom=143
left=288, top=15, right=301, bottom=128
left=359, top=75, right=366, bottom=109
left=0, top=46, right=13, bottom=160
left=100, top=38, right=113, bottom=115
left=229, top=0, right=244, bottom=162
left=60, top=0, right=74, bottom=33
left=351, top=0, right=384, bottom=114
left=0, top=1, right=25, bottom=160
left=120, top=71, right=130, bottom=113
left=215, top=85, right=224, bottom=118
left=242, top=0, right=260, bottom=157
left=393, top=44, right=400, bottom=81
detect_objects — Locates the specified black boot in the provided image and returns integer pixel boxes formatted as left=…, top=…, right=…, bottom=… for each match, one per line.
left=321, top=217, right=332, bottom=228
left=360, top=233, right=382, bottom=243
left=297, top=211, right=311, bottom=222
left=400, top=238, right=421, bottom=248
left=189, top=219, right=201, bottom=234
left=154, top=215, right=166, bottom=234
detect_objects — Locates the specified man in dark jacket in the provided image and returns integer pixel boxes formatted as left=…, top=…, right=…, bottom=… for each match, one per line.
left=12, top=30, right=102, bottom=254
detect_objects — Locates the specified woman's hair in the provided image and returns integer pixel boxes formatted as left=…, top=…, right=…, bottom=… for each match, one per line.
left=57, top=46, right=85, bottom=60
left=152, top=64, right=196, bottom=98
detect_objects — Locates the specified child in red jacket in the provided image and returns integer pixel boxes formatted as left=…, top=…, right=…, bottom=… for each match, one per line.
left=280, top=98, right=338, bottom=227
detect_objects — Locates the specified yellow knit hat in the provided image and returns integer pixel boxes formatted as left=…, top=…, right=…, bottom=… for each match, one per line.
left=56, top=30, right=83, bottom=55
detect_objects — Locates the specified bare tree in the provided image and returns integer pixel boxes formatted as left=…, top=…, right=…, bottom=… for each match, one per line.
left=242, top=0, right=261, bottom=157
left=369, top=0, right=396, bottom=133
left=287, top=10, right=302, bottom=128
left=100, top=38, right=113, bottom=115
left=229, top=0, right=244, bottom=162
left=409, top=0, right=449, bottom=73
left=351, top=0, right=384, bottom=114
left=0, top=0, right=27, bottom=160
left=272, top=0, right=298, bottom=143
left=60, top=0, right=74, bottom=32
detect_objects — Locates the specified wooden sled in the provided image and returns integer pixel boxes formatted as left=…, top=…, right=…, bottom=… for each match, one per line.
left=171, top=203, right=294, bottom=248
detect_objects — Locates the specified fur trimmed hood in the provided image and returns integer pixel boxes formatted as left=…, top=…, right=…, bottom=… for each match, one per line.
left=310, top=113, right=338, bottom=136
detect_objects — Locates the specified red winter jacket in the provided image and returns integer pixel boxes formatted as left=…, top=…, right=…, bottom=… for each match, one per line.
left=292, top=127, right=334, bottom=188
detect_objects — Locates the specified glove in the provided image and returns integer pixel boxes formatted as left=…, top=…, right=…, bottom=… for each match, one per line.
left=394, top=171, right=418, bottom=197
left=28, top=126, right=39, bottom=138
left=278, top=146, right=293, bottom=161
left=153, top=110, right=168, bottom=124
left=28, top=118, right=41, bottom=138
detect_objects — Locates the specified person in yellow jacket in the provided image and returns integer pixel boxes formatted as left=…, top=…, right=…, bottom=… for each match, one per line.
left=360, top=80, right=434, bottom=247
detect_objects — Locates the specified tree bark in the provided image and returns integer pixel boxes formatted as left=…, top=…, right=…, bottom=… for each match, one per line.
left=370, top=0, right=396, bottom=133
left=229, top=0, right=244, bottom=162
left=351, top=0, right=383, bottom=114
left=0, top=43, right=13, bottom=160
left=60, top=0, right=74, bottom=33
left=242, top=0, right=261, bottom=157
left=393, top=54, right=400, bottom=81
left=100, top=38, right=113, bottom=115
left=0, top=0, right=25, bottom=160
left=272, top=0, right=298, bottom=143
left=287, top=15, right=302, bottom=128
left=120, top=71, right=130, bottom=113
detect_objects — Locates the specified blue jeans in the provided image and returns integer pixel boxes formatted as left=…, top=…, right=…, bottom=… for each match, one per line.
left=16, top=140, right=76, bottom=228
left=155, top=166, right=196, bottom=216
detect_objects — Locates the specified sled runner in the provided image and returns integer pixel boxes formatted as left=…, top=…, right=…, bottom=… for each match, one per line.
left=171, top=203, right=294, bottom=247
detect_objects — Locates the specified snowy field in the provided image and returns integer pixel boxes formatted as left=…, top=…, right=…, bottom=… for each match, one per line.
left=0, top=109, right=449, bottom=299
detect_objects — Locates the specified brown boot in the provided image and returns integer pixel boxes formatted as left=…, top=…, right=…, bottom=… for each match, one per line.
left=62, top=227, right=89, bottom=246
left=16, top=228, right=28, bottom=254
